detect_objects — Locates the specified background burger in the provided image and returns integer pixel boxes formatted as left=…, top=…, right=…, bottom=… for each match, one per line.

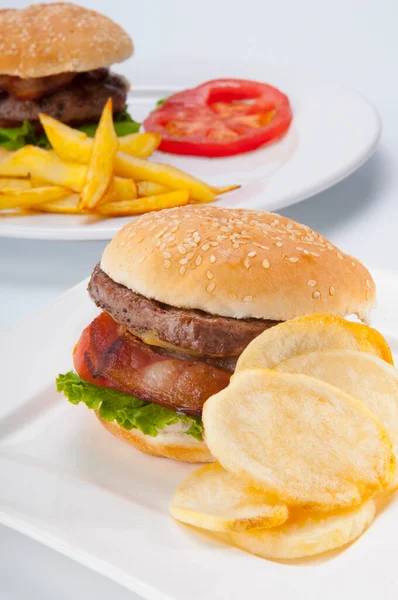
left=56, top=206, right=376, bottom=462
left=0, top=2, right=136, bottom=150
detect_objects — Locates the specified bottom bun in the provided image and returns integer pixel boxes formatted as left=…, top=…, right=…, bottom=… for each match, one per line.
left=96, top=412, right=214, bottom=463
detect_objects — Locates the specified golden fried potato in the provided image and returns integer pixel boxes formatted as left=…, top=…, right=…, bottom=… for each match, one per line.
left=0, top=146, right=86, bottom=191
left=229, top=500, right=375, bottom=560
left=101, top=177, right=137, bottom=204
left=0, top=186, right=69, bottom=210
left=119, top=132, right=161, bottom=157
left=114, top=152, right=215, bottom=203
left=97, top=190, right=190, bottom=216
left=32, top=194, right=80, bottom=214
left=170, top=463, right=288, bottom=532
left=137, top=181, right=170, bottom=196
left=79, top=99, right=119, bottom=209
left=236, top=314, right=393, bottom=374
left=276, top=350, right=398, bottom=490
left=203, top=369, right=395, bottom=510
left=0, top=178, right=31, bottom=190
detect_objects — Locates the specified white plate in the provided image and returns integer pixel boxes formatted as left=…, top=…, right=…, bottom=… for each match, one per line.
left=0, top=58, right=380, bottom=241
left=1, top=269, right=398, bottom=600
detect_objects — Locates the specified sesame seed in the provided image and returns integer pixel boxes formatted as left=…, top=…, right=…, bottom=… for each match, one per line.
left=206, top=270, right=214, bottom=280
left=262, top=259, right=270, bottom=269
left=307, top=279, right=316, bottom=287
left=210, top=241, right=219, bottom=247
left=163, top=260, right=171, bottom=269
left=209, top=255, right=216, bottom=263
left=229, top=291, right=238, bottom=301
left=247, top=251, right=257, bottom=258
left=186, top=252, right=195, bottom=260
left=243, top=296, right=253, bottom=303
left=285, top=257, right=298, bottom=263
left=195, top=255, right=202, bottom=266
left=366, top=279, right=371, bottom=288
left=337, top=252, right=344, bottom=259
left=233, top=243, right=239, bottom=249
left=312, top=291, right=321, bottom=299
left=202, top=243, right=210, bottom=251
left=352, top=262, right=356, bottom=267
left=179, top=266, right=186, bottom=276
left=178, top=245, right=186, bottom=255
left=275, top=242, right=283, bottom=248
left=329, top=286, right=335, bottom=296
left=162, top=251, right=171, bottom=259
left=207, top=282, right=216, bottom=293
left=310, top=252, right=320, bottom=257
left=303, top=249, right=309, bottom=255
left=159, top=242, right=166, bottom=251
left=244, top=258, right=251, bottom=269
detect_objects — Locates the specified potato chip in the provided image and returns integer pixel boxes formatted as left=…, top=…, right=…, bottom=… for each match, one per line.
left=229, top=500, right=375, bottom=560
left=236, top=314, right=393, bottom=374
left=203, top=369, right=394, bottom=510
left=170, top=463, right=288, bottom=532
left=276, top=350, right=398, bottom=490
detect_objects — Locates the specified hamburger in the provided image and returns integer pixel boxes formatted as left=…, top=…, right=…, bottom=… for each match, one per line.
left=56, top=206, right=375, bottom=462
left=0, top=3, right=136, bottom=150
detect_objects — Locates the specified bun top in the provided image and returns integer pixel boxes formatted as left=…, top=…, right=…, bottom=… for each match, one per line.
left=101, top=206, right=375, bottom=322
left=0, top=3, right=133, bottom=78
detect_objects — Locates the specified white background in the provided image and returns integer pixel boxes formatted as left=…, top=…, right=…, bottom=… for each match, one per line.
left=1, top=0, right=397, bottom=598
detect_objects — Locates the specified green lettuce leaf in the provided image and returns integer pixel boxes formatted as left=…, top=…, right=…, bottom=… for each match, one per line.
left=56, top=371, right=204, bottom=441
left=0, top=106, right=140, bottom=150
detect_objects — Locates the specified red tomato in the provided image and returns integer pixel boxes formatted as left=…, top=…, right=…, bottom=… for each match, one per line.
left=73, top=319, right=114, bottom=387
left=143, top=79, right=292, bottom=157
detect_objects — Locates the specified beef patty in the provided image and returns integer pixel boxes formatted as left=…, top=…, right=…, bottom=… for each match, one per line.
left=88, top=264, right=279, bottom=358
left=0, top=69, right=128, bottom=126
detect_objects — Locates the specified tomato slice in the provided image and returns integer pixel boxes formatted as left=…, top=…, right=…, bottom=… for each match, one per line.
left=143, top=79, right=292, bottom=157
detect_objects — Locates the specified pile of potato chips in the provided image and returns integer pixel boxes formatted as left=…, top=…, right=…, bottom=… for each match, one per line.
left=0, top=99, right=237, bottom=217
left=171, top=314, right=398, bottom=560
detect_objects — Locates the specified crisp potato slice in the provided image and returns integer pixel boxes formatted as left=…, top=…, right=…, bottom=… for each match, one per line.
left=137, top=181, right=170, bottom=196
left=276, top=350, right=398, bottom=491
left=114, top=152, right=216, bottom=203
left=170, top=463, right=289, bottom=532
left=236, top=314, right=393, bottom=374
left=203, top=369, right=395, bottom=510
left=0, top=146, right=86, bottom=191
left=97, top=190, right=190, bottom=216
left=229, top=500, right=375, bottom=560
left=32, top=194, right=80, bottom=214
left=119, top=132, right=161, bottom=157
left=0, top=186, right=69, bottom=210
left=79, top=99, right=119, bottom=209
left=0, top=178, right=31, bottom=190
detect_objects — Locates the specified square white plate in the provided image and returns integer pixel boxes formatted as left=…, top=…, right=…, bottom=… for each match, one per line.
left=2, top=269, right=398, bottom=600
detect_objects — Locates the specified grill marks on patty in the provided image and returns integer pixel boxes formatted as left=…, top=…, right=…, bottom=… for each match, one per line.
left=0, top=69, right=128, bottom=126
left=88, top=264, right=279, bottom=358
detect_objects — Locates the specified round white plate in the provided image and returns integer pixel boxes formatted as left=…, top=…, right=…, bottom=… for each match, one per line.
left=0, top=58, right=381, bottom=240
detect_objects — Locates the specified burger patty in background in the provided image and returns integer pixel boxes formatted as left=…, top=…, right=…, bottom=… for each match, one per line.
left=0, top=69, right=129, bottom=127
left=57, top=206, right=377, bottom=463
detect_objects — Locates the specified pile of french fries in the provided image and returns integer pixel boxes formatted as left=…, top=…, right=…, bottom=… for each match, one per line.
left=0, top=99, right=237, bottom=217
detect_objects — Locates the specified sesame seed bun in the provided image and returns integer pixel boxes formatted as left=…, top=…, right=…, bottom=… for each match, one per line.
left=96, top=412, right=214, bottom=463
left=101, top=206, right=375, bottom=322
left=0, top=3, right=133, bottom=78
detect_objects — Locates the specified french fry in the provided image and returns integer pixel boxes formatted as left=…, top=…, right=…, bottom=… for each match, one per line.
left=114, top=152, right=215, bottom=203
left=40, top=113, right=160, bottom=162
left=0, top=146, right=86, bottom=191
left=213, top=184, right=241, bottom=195
left=32, top=193, right=81, bottom=214
left=39, top=113, right=90, bottom=163
left=137, top=181, right=170, bottom=196
left=119, top=132, right=161, bottom=157
left=0, top=178, right=31, bottom=190
left=101, top=177, right=138, bottom=204
left=96, top=190, right=190, bottom=216
left=0, top=186, right=69, bottom=210
left=30, top=175, right=52, bottom=188
left=79, top=99, right=119, bottom=210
